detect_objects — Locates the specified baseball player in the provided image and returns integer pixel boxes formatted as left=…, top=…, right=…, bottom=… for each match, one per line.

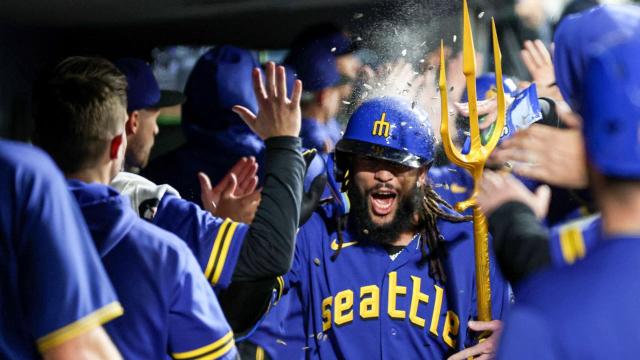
left=32, top=56, right=247, bottom=359
left=287, top=45, right=346, bottom=153
left=238, top=96, right=511, bottom=359
left=497, top=4, right=640, bottom=358
left=0, top=140, right=122, bottom=359
left=143, top=46, right=267, bottom=206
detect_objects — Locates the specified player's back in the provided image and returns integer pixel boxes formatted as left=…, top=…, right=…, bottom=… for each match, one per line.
left=68, top=179, right=237, bottom=360
left=499, top=235, right=640, bottom=359
left=1, top=141, right=121, bottom=359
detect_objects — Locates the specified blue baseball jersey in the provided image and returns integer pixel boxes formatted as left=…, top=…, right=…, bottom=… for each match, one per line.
left=280, top=210, right=510, bottom=359
left=498, top=234, right=640, bottom=359
left=429, top=166, right=474, bottom=214
left=68, top=180, right=237, bottom=360
left=0, top=141, right=122, bottom=359
left=153, top=193, right=248, bottom=291
left=548, top=214, right=601, bottom=267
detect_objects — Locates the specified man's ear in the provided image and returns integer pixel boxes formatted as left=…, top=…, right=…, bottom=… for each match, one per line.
left=125, top=111, right=139, bottom=136
left=109, top=133, right=124, bottom=160
left=417, top=166, right=428, bottom=187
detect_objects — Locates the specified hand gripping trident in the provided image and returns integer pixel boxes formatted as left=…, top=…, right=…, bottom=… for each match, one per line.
left=439, top=0, right=505, bottom=323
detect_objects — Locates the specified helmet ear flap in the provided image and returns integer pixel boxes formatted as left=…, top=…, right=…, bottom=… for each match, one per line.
left=334, top=151, right=351, bottom=190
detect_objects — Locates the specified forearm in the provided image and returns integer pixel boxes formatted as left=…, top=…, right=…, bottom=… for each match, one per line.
left=489, top=201, right=551, bottom=285
left=233, top=136, right=304, bottom=281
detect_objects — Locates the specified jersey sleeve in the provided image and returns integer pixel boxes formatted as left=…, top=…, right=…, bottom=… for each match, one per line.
left=497, top=306, right=558, bottom=360
left=153, top=194, right=248, bottom=290
left=15, top=152, right=122, bottom=353
left=548, top=215, right=601, bottom=267
left=168, top=244, right=238, bottom=360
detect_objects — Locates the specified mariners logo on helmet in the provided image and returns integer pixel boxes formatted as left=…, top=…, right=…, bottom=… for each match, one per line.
left=372, top=113, right=391, bottom=138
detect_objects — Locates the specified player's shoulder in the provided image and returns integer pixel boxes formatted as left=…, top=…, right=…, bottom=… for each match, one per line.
left=128, top=214, right=196, bottom=269
left=549, top=213, right=601, bottom=266
left=0, top=140, right=61, bottom=179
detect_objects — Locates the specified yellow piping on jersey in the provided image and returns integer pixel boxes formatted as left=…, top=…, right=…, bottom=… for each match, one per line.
left=172, top=330, right=234, bottom=360
left=37, top=301, right=123, bottom=353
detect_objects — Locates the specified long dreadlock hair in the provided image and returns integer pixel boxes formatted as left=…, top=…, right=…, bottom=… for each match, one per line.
left=331, top=172, right=471, bottom=285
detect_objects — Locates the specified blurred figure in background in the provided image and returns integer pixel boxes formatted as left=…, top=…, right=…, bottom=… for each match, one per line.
left=143, top=46, right=264, bottom=206
left=287, top=46, right=345, bottom=153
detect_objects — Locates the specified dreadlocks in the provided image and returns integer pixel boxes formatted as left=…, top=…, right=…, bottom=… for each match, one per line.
left=416, top=181, right=471, bottom=284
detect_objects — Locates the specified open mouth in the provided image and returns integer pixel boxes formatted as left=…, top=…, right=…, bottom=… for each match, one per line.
left=369, top=189, right=397, bottom=217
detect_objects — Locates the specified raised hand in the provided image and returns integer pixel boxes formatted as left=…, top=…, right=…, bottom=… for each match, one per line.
left=198, top=158, right=262, bottom=223
left=233, top=62, right=302, bottom=140
left=477, top=170, right=551, bottom=219
left=490, top=125, right=588, bottom=189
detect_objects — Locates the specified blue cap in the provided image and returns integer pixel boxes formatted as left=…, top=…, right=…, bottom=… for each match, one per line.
left=460, top=72, right=518, bottom=103
left=113, top=58, right=186, bottom=113
left=286, top=45, right=341, bottom=92
left=583, top=36, right=640, bottom=178
left=182, top=46, right=259, bottom=132
left=335, top=96, right=435, bottom=174
left=554, top=4, right=640, bottom=113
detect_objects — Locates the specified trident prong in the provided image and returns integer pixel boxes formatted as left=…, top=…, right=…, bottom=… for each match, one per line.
left=438, top=0, right=506, bottom=323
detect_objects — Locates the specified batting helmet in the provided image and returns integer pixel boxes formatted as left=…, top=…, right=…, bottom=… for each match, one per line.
left=335, top=96, right=436, bottom=182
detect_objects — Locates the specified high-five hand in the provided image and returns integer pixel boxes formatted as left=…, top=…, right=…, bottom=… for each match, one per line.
left=233, top=62, right=303, bottom=139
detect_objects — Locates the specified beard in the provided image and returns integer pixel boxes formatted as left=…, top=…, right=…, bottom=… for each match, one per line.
left=347, top=182, right=422, bottom=245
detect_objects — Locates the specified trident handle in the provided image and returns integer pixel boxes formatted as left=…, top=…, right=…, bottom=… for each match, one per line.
left=439, top=0, right=506, bottom=323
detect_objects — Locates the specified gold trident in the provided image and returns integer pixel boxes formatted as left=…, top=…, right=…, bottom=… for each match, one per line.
left=439, top=0, right=506, bottom=323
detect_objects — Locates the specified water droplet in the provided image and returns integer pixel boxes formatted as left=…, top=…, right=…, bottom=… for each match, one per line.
left=361, top=91, right=368, bottom=99
left=363, top=229, right=369, bottom=235
left=453, top=35, right=457, bottom=43
left=355, top=36, right=363, bottom=42
left=353, top=12, right=364, bottom=19
left=401, top=49, right=407, bottom=57
left=342, top=100, right=351, bottom=105
left=401, top=121, right=407, bottom=126
left=363, top=83, right=373, bottom=90
left=478, top=11, right=485, bottom=19
left=419, top=59, right=425, bottom=63
left=314, top=258, right=321, bottom=266
left=317, top=333, right=323, bottom=340
left=331, top=47, right=337, bottom=53
left=322, top=334, right=328, bottom=341
left=277, top=339, right=287, bottom=346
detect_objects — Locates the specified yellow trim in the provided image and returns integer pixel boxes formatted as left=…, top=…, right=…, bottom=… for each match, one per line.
left=37, top=301, right=123, bottom=353
left=275, top=276, right=284, bottom=304
left=256, top=346, right=265, bottom=360
left=196, top=339, right=235, bottom=360
left=559, top=226, right=586, bottom=265
left=204, top=218, right=232, bottom=279
left=173, top=331, right=234, bottom=359
left=211, top=221, right=239, bottom=285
